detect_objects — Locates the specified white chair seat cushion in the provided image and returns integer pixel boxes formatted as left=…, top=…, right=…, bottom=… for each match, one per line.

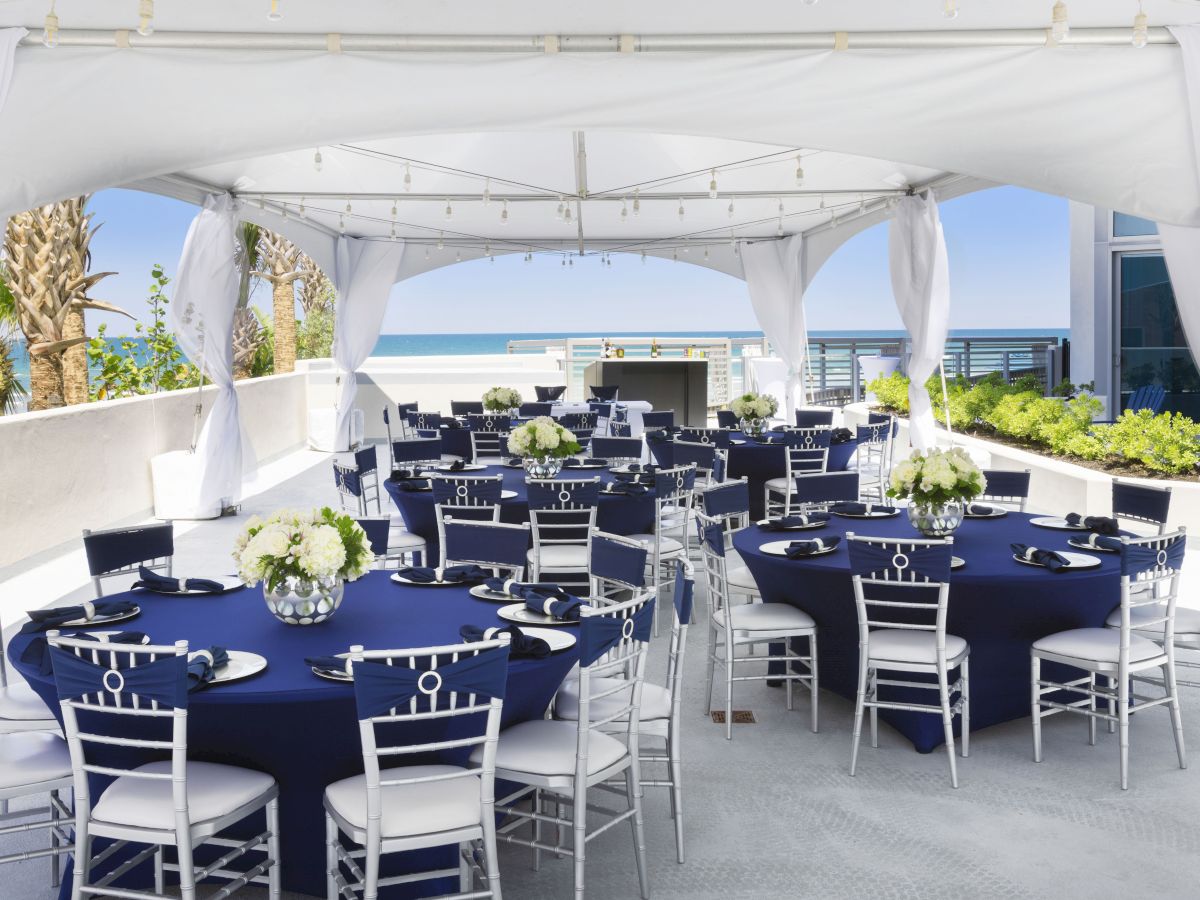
left=764, top=477, right=788, bottom=493
left=0, top=683, right=54, bottom=721
left=0, top=732, right=71, bottom=790
left=1033, top=627, right=1162, bottom=665
left=325, top=765, right=480, bottom=837
left=868, top=629, right=969, bottom=666
left=529, top=544, right=589, bottom=567
left=715, top=602, right=815, bottom=632
left=388, top=530, right=427, bottom=551
left=472, top=719, right=627, bottom=777
left=1105, top=604, right=1200, bottom=637
left=92, top=761, right=275, bottom=830
left=554, top=677, right=671, bottom=723
left=626, top=534, right=685, bottom=557
left=726, top=565, right=760, bottom=593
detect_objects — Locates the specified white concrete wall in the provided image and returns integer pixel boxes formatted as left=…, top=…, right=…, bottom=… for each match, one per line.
left=0, top=372, right=308, bottom=567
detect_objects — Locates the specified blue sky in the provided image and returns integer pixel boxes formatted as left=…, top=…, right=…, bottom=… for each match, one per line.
left=85, top=184, right=1068, bottom=335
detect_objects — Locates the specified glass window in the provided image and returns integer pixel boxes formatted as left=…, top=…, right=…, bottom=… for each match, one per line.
left=1113, top=212, right=1158, bottom=237
left=1118, top=253, right=1200, bottom=417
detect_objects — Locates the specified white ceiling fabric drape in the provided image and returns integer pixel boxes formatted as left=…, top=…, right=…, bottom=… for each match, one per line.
left=889, top=191, right=951, bottom=452
left=0, top=28, right=25, bottom=116
left=1158, top=25, right=1200, bottom=372
left=742, top=235, right=807, bottom=422
left=332, top=236, right=406, bottom=451
left=167, top=194, right=246, bottom=510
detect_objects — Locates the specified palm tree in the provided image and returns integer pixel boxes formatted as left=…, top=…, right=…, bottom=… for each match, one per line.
left=296, top=252, right=334, bottom=316
left=254, top=230, right=303, bottom=374
left=2, top=198, right=129, bottom=410
left=232, top=222, right=265, bottom=380
left=0, top=268, right=28, bottom=414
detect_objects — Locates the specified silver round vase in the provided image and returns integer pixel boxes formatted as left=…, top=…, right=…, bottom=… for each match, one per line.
left=523, top=455, right=565, bottom=480
left=263, top=576, right=344, bottom=625
left=906, top=501, right=965, bottom=538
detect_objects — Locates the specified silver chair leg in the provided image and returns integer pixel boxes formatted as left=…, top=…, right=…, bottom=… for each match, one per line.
left=960, top=657, right=970, bottom=758
left=572, top=786, right=587, bottom=899
left=627, top=758, right=650, bottom=900
left=266, top=797, right=281, bottom=899
left=1118, top=674, right=1131, bottom=790
left=668, top=723, right=684, bottom=864
left=325, top=813, right=338, bottom=900
left=809, top=634, right=820, bottom=734
left=937, top=661, right=959, bottom=789
left=154, top=846, right=164, bottom=895
left=849, top=654, right=869, bottom=777
left=1031, top=655, right=1043, bottom=763
left=724, top=641, right=734, bottom=741
left=532, top=788, right=542, bottom=871
left=1088, top=672, right=1098, bottom=746
left=1164, top=659, right=1188, bottom=771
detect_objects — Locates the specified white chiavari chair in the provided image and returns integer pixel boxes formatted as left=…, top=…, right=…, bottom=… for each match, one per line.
left=977, top=468, right=1031, bottom=512
left=763, top=427, right=831, bottom=517
left=526, top=479, right=600, bottom=585
left=81, top=522, right=174, bottom=598
left=625, top=465, right=696, bottom=635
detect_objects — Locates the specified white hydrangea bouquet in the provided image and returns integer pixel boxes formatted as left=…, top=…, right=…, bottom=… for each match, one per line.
left=482, top=386, right=522, bottom=412
left=887, top=447, right=987, bottom=537
left=731, top=392, right=778, bottom=421
left=508, top=416, right=582, bottom=478
left=235, top=507, right=372, bottom=591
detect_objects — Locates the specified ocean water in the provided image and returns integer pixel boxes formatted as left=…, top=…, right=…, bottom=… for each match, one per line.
left=8, top=328, right=1069, bottom=390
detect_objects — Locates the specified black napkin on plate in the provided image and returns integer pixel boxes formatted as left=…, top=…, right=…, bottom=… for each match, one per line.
left=564, top=458, right=608, bottom=467
left=784, top=536, right=841, bottom=559
left=621, top=463, right=659, bottom=474
left=759, top=513, right=831, bottom=530
left=444, top=459, right=467, bottom=472
left=524, top=592, right=586, bottom=621
left=131, top=565, right=227, bottom=595
left=459, top=624, right=552, bottom=659
left=613, top=471, right=654, bottom=484
left=754, top=435, right=783, bottom=444
left=1011, top=543, right=1071, bottom=572
left=395, top=565, right=490, bottom=584
left=830, top=502, right=897, bottom=516
left=604, top=482, right=649, bottom=496
left=1076, top=533, right=1124, bottom=552
left=483, top=578, right=568, bottom=598
left=441, top=418, right=462, bottom=429
left=21, top=630, right=150, bottom=676
left=830, top=428, right=854, bottom=444
left=20, top=599, right=139, bottom=635
left=966, top=502, right=997, bottom=516
left=507, top=457, right=525, bottom=467
left=394, top=479, right=431, bottom=492
left=1065, top=513, right=1120, bottom=536
left=304, top=654, right=352, bottom=678
left=391, top=468, right=426, bottom=480
left=187, top=647, right=229, bottom=691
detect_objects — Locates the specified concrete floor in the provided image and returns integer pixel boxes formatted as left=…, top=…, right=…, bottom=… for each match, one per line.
left=3, top=448, right=1199, bottom=899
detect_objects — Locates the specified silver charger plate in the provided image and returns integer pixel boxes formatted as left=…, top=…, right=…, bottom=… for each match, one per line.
left=311, top=661, right=353, bottom=683
left=964, top=508, right=1008, bottom=519
left=565, top=462, right=608, bottom=470
left=1013, top=550, right=1102, bottom=570
left=436, top=463, right=487, bottom=473
left=1068, top=538, right=1120, bottom=554
left=134, top=575, right=244, bottom=596
left=760, top=539, right=839, bottom=558
left=204, top=650, right=268, bottom=685
left=609, top=465, right=653, bottom=475
left=391, top=572, right=472, bottom=588
left=952, top=556, right=966, bottom=569
left=500, top=490, right=518, bottom=500
left=497, top=603, right=583, bottom=627
left=1030, top=516, right=1088, bottom=531
left=64, top=606, right=141, bottom=628
left=730, top=439, right=747, bottom=445
left=469, top=584, right=517, bottom=602
left=756, top=518, right=827, bottom=531
left=519, top=627, right=577, bottom=652
left=832, top=509, right=900, bottom=519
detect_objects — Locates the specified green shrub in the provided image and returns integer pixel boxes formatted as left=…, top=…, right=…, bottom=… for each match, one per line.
left=866, top=372, right=910, bottom=413
left=1095, top=410, right=1200, bottom=475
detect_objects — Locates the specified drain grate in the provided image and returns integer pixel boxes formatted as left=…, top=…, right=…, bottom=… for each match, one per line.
left=710, top=710, right=756, bottom=725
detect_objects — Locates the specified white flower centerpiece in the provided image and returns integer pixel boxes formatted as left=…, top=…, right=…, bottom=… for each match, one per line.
left=887, top=447, right=987, bottom=537
left=482, top=386, right=522, bottom=415
left=730, top=392, right=779, bottom=438
left=234, top=507, right=373, bottom=625
left=508, top=416, right=582, bottom=480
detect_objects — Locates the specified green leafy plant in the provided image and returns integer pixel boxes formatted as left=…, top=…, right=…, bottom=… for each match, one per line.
left=1092, top=410, right=1200, bottom=475
left=297, top=306, right=334, bottom=360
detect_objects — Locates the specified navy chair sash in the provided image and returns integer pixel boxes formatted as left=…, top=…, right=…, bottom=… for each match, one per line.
left=1112, top=482, right=1172, bottom=525
left=335, top=465, right=363, bottom=497
left=354, top=445, right=378, bottom=475
left=579, top=600, right=655, bottom=667
left=459, top=625, right=550, bottom=660
left=590, top=535, right=648, bottom=587
left=526, top=479, right=600, bottom=510
left=444, top=522, right=529, bottom=568
left=701, top=480, right=749, bottom=518
left=352, top=646, right=510, bottom=720
left=653, top=467, right=696, bottom=499
left=83, top=524, right=174, bottom=577
left=795, top=409, right=834, bottom=428
left=700, top=522, right=727, bottom=558
left=847, top=540, right=952, bottom=582
left=980, top=469, right=1030, bottom=499
left=393, top=437, right=443, bottom=465
left=673, top=563, right=694, bottom=624
left=433, top=477, right=503, bottom=505
left=355, top=519, right=391, bottom=556
left=1122, top=534, right=1186, bottom=578
left=49, top=646, right=189, bottom=709
left=793, top=471, right=859, bottom=505
left=534, top=386, right=566, bottom=402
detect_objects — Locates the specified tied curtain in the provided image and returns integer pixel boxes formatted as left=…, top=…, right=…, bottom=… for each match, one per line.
left=1160, top=25, right=1200, bottom=374
left=0, top=28, right=24, bottom=115
left=889, top=191, right=951, bottom=451
left=742, top=234, right=807, bottom=422
left=332, top=237, right=406, bottom=450
left=168, top=194, right=245, bottom=510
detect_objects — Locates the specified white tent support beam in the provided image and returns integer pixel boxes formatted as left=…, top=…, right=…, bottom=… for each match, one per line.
left=572, top=130, right=588, bottom=255
left=17, top=28, right=1177, bottom=52
left=241, top=189, right=911, bottom=202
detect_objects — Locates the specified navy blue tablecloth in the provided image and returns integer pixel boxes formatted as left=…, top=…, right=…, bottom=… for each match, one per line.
left=8, top=572, right=580, bottom=898
left=732, top=512, right=1121, bottom=753
left=648, top=431, right=860, bottom=518
left=385, top=465, right=656, bottom=563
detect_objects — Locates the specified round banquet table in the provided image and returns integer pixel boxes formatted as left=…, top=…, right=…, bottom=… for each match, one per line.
left=384, top=464, right=656, bottom=563
left=8, top=572, right=580, bottom=898
left=732, top=512, right=1123, bottom=753
left=648, top=431, right=862, bottom=519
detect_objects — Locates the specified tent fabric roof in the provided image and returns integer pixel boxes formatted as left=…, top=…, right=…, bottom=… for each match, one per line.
left=1, top=1, right=1197, bottom=280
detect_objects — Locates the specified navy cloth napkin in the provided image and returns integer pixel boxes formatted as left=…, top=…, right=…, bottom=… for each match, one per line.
left=1075, top=533, right=1124, bottom=552
left=441, top=418, right=462, bottom=429
left=187, top=647, right=229, bottom=691
left=1011, top=543, right=1071, bottom=572
left=564, top=458, right=608, bottom=467
left=394, top=479, right=431, bottom=492
left=445, top=459, right=467, bottom=471
left=305, top=654, right=352, bottom=677
left=21, top=599, right=139, bottom=634
left=459, top=624, right=551, bottom=659
left=395, top=565, right=490, bottom=584
left=131, top=565, right=226, bottom=595
left=784, top=536, right=841, bottom=559
left=604, top=482, right=648, bottom=496
left=830, top=428, right=854, bottom=444
left=524, top=593, right=586, bottom=621
left=621, top=463, right=659, bottom=474
left=758, top=513, right=830, bottom=530
left=1065, top=514, right=1121, bottom=536
left=506, top=457, right=525, bottom=467
left=483, top=578, right=568, bottom=599
left=831, top=502, right=898, bottom=516
left=21, top=630, right=150, bottom=676
left=391, top=468, right=426, bottom=480
left=966, top=502, right=997, bottom=516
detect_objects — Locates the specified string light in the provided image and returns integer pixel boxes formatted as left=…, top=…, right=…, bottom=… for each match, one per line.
left=500, top=199, right=509, bottom=225
left=455, top=250, right=462, bottom=262
left=390, top=199, right=398, bottom=220
left=677, top=198, right=685, bottom=221
left=258, top=195, right=266, bottom=210
left=344, top=198, right=352, bottom=216
left=403, top=162, right=412, bottom=192
left=555, top=196, right=565, bottom=220
left=819, top=194, right=826, bottom=210
left=728, top=196, right=736, bottom=218
left=444, top=199, right=453, bottom=220
left=437, top=231, right=445, bottom=251
left=338, top=214, right=345, bottom=234
left=484, top=242, right=491, bottom=256
left=708, top=169, right=718, bottom=200
left=137, top=0, right=154, bottom=37
left=564, top=204, right=573, bottom=225
left=794, top=155, right=805, bottom=187
left=424, top=246, right=431, bottom=260
left=672, top=249, right=678, bottom=262
left=943, top=0, right=958, bottom=20
left=641, top=250, right=647, bottom=264
left=389, top=224, right=397, bottom=241
left=1051, top=1, right=1069, bottom=43
left=568, top=256, right=574, bottom=267
left=562, top=255, right=567, bottom=267
left=703, top=246, right=710, bottom=261
left=482, top=178, right=492, bottom=206
left=632, top=188, right=641, bottom=216
left=281, top=203, right=289, bottom=221
left=268, top=0, right=282, bottom=22
left=313, top=148, right=323, bottom=172
left=42, top=1, right=59, bottom=48
left=859, top=193, right=866, bottom=213
left=298, top=197, right=306, bottom=219
left=1132, top=2, right=1148, bottom=48
left=621, top=198, right=629, bottom=223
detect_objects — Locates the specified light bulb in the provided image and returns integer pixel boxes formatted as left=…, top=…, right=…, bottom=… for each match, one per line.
left=568, top=257, right=574, bottom=267
left=403, top=162, right=412, bottom=191
left=729, top=230, right=737, bottom=248
left=389, top=225, right=397, bottom=241
left=482, top=178, right=491, bottom=206
left=437, top=232, right=445, bottom=251
left=1051, top=1, right=1069, bottom=43
left=500, top=200, right=509, bottom=224
left=42, top=5, right=59, bottom=48
left=338, top=214, right=345, bottom=234
left=489, top=255, right=495, bottom=265
left=778, top=198, right=784, bottom=215
left=258, top=195, right=266, bottom=210
left=344, top=199, right=352, bottom=215
left=564, top=205, right=573, bottom=224
left=795, top=155, right=805, bottom=187
left=802, top=0, right=818, bottom=5
left=390, top=200, right=398, bottom=219
left=444, top=199, right=453, bottom=220
left=1132, top=5, right=1148, bottom=48
left=641, top=251, right=646, bottom=264
left=677, top=198, right=685, bottom=221
left=728, top=196, right=736, bottom=218
left=484, top=242, right=491, bottom=256
left=776, top=221, right=784, bottom=237
left=424, top=247, right=431, bottom=260
left=456, top=250, right=462, bottom=262
left=621, top=198, right=629, bottom=222
left=313, top=149, right=323, bottom=172
left=137, top=0, right=154, bottom=37
left=819, top=194, right=826, bottom=210
left=268, top=0, right=282, bottom=22
left=708, top=169, right=718, bottom=199
left=633, top=188, right=641, bottom=216
left=298, top=198, right=306, bottom=219
left=562, top=256, right=566, bottom=267
left=556, top=196, right=565, bottom=220
left=703, top=247, right=710, bottom=261
left=281, top=204, right=289, bottom=220
left=943, top=0, right=958, bottom=20
left=672, top=249, right=678, bottom=262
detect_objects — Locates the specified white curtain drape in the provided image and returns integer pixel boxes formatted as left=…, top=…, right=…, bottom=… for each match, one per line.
left=332, top=236, right=406, bottom=450
left=890, top=191, right=951, bottom=452
left=742, top=234, right=807, bottom=423
left=0, top=29, right=25, bottom=117
left=167, top=194, right=245, bottom=509
left=1160, top=25, right=1200, bottom=373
